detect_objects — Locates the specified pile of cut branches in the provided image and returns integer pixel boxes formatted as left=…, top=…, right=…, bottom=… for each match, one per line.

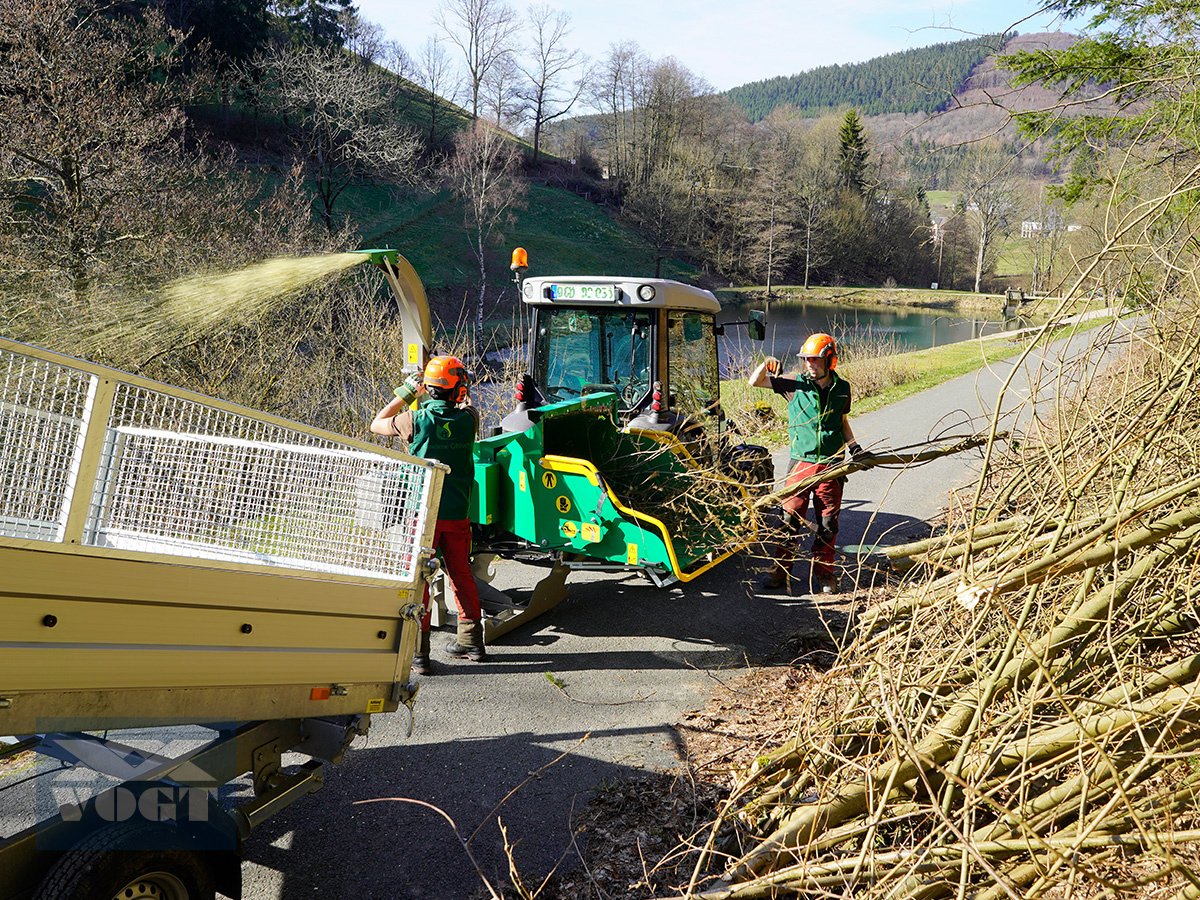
left=675, top=304, right=1200, bottom=898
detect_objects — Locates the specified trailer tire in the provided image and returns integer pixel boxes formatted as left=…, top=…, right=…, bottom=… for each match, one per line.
left=34, top=821, right=216, bottom=900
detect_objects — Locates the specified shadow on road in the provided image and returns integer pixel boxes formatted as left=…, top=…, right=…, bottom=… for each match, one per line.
left=240, top=722, right=703, bottom=899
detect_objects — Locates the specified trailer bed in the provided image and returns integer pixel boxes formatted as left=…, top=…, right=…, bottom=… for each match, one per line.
left=0, top=337, right=444, bottom=735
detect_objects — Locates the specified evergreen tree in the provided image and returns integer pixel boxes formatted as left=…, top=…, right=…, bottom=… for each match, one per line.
left=837, top=109, right=868, bottom=194
left=174, top=0, right=270, bottom=72
left=269, top=0, right=353, bottom=47
left=725, top=33, right=1010, bottom=121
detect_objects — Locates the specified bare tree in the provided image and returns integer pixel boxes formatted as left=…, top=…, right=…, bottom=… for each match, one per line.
left=380, top=40, right=418, bottom=119
left=739, top=140, right=797, bottom=296
left=341, top=10, right=386, bottom=66
left=588, top=45, right=714, bottom=191
left=436, top=0, right=519, bottom=120
left=961, top=140, right=1019, bottom=293
left=516, top=4, right=585, bottom=164
left=623, top=171, right=693, bottom=277
left=257, top=45, right=423, bottom=229
left=1023, top=184, right=1068, bottom=293
left=382, top=41, right=416, bottom=81
left=481, top=51, right=524, bottom=129
left=416, top=37, right=455, bottom=148
left=640, top=58, right=710, bottom=184
left=443, top=122, right=527, bottom=330
left=794, top=168, right=835, bottom=289
left=591, top=41, right=648, bottom=187
left=0, top=0, right=192, bottom=300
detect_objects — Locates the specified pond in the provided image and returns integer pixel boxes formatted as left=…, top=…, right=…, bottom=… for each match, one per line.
left=717, top=298, right=1028, bottom=368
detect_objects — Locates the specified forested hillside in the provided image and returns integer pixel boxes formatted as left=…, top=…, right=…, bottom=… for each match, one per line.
left=0, top=0, right=1095, bottom=440
left=725, top=32, right=1011, bottom=121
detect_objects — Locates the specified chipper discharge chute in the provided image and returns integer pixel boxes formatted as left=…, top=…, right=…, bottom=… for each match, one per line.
left=0, top=335, right=447, bottom=899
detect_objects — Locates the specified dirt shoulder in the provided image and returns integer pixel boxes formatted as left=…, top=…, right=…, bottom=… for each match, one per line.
left=530, top=593, right=872, bottom=899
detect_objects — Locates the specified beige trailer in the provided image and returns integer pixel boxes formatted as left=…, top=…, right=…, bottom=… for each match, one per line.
left=0, top=336, right=444, bottom=899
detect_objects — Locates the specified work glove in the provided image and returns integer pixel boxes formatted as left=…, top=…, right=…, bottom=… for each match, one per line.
left=394, top=374, right=422, bottom=404
left=847, top=441, right=869, bottom=463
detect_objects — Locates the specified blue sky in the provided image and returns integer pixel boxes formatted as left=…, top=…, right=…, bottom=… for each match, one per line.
left=354, top=0, right=1067, bottom=92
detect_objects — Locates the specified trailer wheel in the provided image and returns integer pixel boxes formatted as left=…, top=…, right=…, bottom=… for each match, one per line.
left=34, top=821, right=216, bottom=900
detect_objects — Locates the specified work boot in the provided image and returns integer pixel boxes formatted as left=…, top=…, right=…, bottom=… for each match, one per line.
left=412, top=629, right=434, bottom=675
left=813, top=575, right=839, bottom=596
left=758, top=567, right=791, bottom=593
left=445, top=618, right=487, bottom=662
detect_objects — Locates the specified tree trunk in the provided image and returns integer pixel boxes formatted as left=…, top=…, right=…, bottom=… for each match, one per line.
left=476, top=229, right=487, bottom=334
left=974, top=223, right=987, bottom=293
left=765, top=206, right=774, bottom=297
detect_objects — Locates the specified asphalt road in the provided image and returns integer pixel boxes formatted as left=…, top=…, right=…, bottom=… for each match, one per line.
left=239, top=317, right=1130, bottom=899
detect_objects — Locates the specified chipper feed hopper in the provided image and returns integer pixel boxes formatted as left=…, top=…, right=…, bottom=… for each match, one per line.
left=361, top=250, right=770, bottom=639
left=473, top=390, right=753, bottom=581
left=0, top=336, right=443, bottom=899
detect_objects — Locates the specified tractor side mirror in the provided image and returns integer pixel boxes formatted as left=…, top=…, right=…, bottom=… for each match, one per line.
left=747, top=309, right=766, bottom=341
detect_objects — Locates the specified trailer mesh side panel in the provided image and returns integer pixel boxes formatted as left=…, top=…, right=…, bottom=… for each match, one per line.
left=81, top=383, right=432, bottom=581
left=0, top=344, right=433, bottom=583
left=0, top=348, right=93, bottom=541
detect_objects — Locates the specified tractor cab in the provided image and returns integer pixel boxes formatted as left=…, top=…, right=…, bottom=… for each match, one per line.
left=516, top=274, right=761, bottom=437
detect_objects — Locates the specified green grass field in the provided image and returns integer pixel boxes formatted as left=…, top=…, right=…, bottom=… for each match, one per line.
left=338, top=182, right=695, bottom=299
left=994, top=239, right=1035, bottom=278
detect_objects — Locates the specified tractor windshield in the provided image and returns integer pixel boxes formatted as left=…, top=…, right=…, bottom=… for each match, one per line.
left=534, top=307, right=653, bottom=409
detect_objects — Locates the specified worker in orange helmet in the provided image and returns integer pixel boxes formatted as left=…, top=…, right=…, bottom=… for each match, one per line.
left=371, top=355, right=486, bottom=674
left=748, top=332, right=867, bottom=595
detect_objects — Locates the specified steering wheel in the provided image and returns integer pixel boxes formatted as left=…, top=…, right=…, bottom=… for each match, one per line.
left=544, top=384, right=582, bottom=400
left=581, top=382, right=618, bottom=396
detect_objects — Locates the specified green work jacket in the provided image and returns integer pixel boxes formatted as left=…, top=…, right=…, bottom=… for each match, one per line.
left=408, top=399, right=478, bottom=520
left=771, top=373, right=852, bottom=463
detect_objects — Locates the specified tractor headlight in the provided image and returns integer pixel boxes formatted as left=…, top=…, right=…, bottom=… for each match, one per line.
left=523, top=282, right=534, bottom=299
left=637, top=284, right=656, bottom=301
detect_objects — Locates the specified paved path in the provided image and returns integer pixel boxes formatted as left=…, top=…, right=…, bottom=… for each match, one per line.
left=240, top=317, right=1131, bottom=899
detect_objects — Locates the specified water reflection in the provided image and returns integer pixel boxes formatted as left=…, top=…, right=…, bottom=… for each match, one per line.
left=717, top=299, right=1027, bottom=367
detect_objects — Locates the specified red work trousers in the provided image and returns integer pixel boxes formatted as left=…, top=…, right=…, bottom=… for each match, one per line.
left=778, top=459, right=843, bottom=580
left=420, top=518, right=482, bottom=632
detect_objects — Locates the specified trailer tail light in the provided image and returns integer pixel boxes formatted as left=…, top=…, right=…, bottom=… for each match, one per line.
left=310, top=687, right=331, bottom=701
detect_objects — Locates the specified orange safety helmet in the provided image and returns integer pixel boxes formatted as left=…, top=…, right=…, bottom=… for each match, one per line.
left=799, top=332, right=838, bottom=370
left=423, top=355, right=468, bottom=402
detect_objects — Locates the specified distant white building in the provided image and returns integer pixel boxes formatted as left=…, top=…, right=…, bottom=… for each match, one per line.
left=1021, top=211, right=1072, bottom=239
